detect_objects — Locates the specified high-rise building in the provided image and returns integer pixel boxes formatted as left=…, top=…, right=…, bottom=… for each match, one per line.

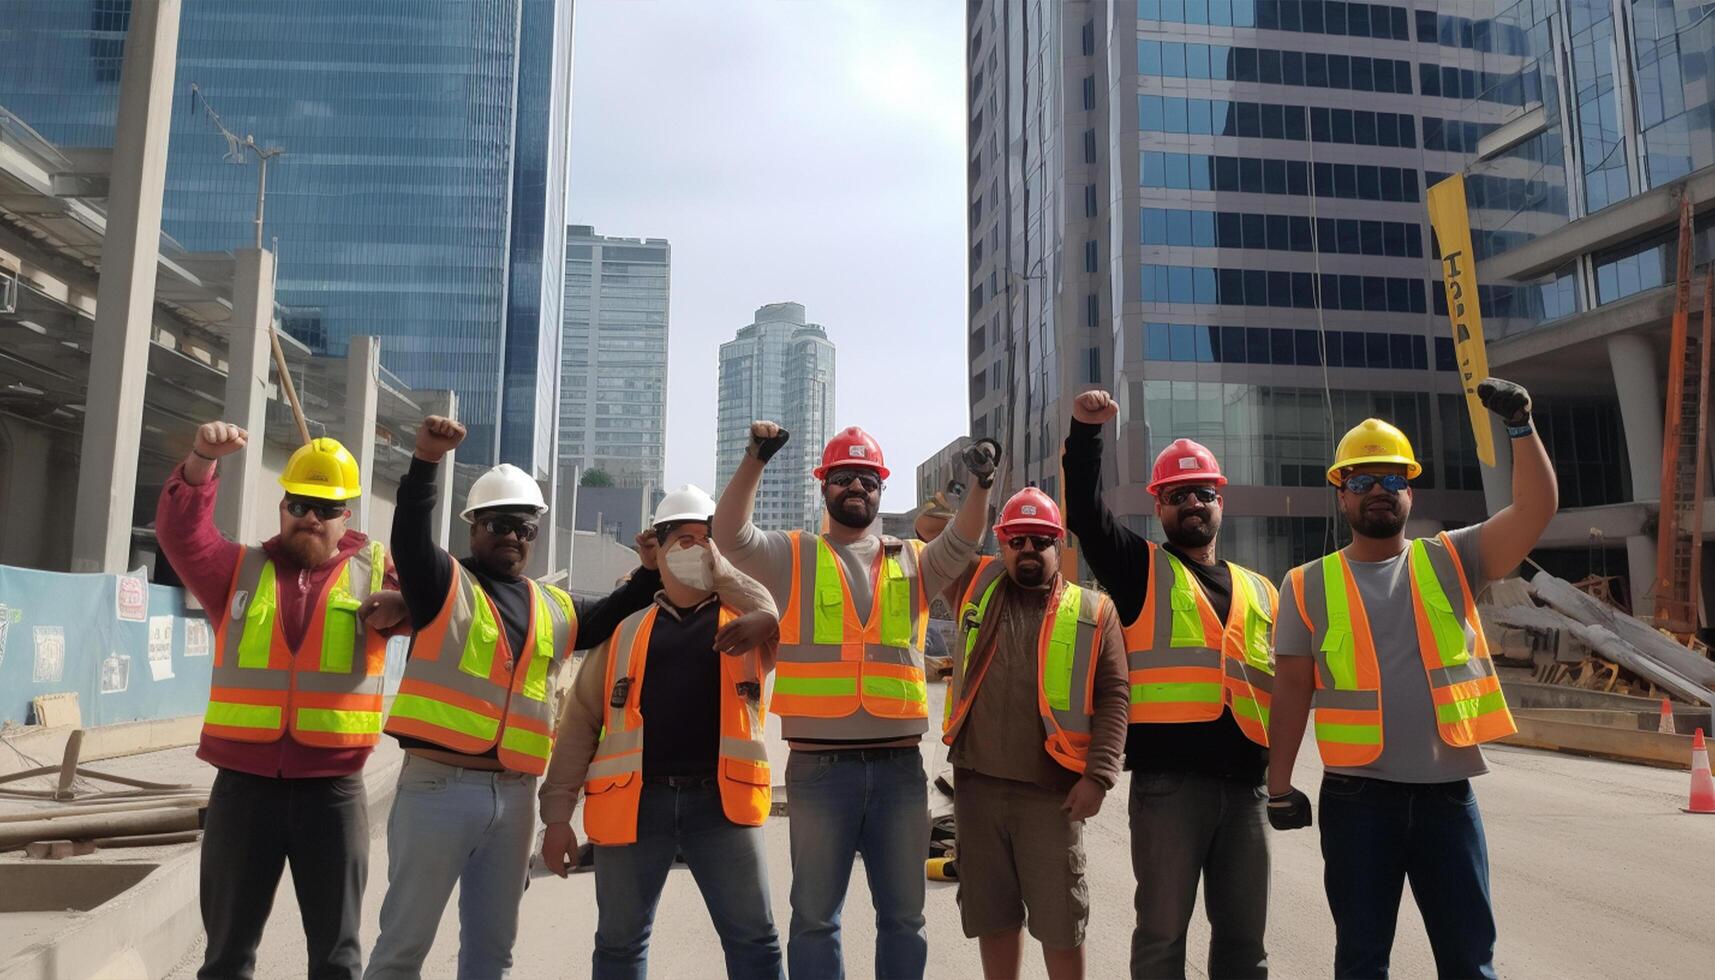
left=715, top=303, right=837, bottom=532
left=559, top=226, right=670, bottom=489
left=1457, top=0, right=1715, bottom=616
left=966, top=0, right=1507, bottom=580
left=0, top=0, right=575, bottom=472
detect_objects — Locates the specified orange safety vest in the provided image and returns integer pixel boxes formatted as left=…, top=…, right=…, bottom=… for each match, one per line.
left=203, top=541, right=389, bottom=748
left=1121, top=543, right=1277, bottom=745
left=943, top=558, right=1110, bottom=773
left=582, top=603, right=772, bottom=845
left=383, top=564, right=577, bottom=775
left=772, top=531, right=931, bottom=740
left=1286, top=532, right=1517, bottom=767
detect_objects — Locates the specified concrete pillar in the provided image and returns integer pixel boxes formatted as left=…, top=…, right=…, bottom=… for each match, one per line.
left=69, top=0, right=182, bottom=573
left=214, top=248, right=276, bottom=540
left=1627, top=534, right=1658, bottom=618
left=418, top=390, right=457, bottom=549
left=342, top=336, right=379, bottom=533
left=1476, top=415, right=1514, bottom=517
left=1607, top=333, right=1664, bottom=501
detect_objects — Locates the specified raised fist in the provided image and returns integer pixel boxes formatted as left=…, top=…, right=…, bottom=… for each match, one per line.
left=1476, top=378, right=1532, bottom=429
left=1071, top=389, right=1119, bottom=426
left=194, top=421, right=249, bottom=459
left=747, top=421, right=790, bottom=464
left=416, top=415, right=466, bottom=462
left=961, top=438, right=1002, bottom=489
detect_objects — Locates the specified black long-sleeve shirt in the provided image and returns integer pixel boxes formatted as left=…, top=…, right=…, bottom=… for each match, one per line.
left=391, top=456, right=660, bottom=757
left=1062, top=419, right=1267, bottom=783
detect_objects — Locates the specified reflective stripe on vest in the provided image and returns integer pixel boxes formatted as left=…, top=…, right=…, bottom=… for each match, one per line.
left=943, top=557, right=1107, bottom=773
left=383, top=566, right=578, bottom=774
left=583, top=604, right=772, bottom=845
left=773, top=531, right=930, bottom=740
left=204, top=541, right=389, bottom=748
left=1120, top=543, right=1276, bottom=745
left=1292, top=533, right=1515, bottom=768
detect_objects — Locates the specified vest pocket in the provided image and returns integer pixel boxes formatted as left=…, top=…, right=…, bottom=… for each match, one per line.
left=585, top=771, right=636, bottom=795
left=724, top=757, right=770, bottom=786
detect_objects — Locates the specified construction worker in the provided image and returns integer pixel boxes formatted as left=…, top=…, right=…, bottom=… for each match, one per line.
left=1267, top=379, right=1555, bottom=979
left=942, top=487, right=1131, bottom=980
left=713, top=423, right=998, bottom=980
left=540, top=485, right=785, bottom=979
left=365, top=416, right=662, bottom=979
left=1062, top=390, right=1279, bottom=979
left=155, top=422, right=406, bottom=980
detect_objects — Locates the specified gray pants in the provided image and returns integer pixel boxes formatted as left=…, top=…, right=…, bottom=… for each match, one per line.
left=1129, top=771, right=1270, bottom=980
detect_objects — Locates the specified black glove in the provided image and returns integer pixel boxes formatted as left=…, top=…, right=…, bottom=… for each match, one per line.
left=748, top=426, right=790, bottom=463
left=961, top=438, right=1002, bottom=489
left=1266, top=787, right=1312, bottom=830
left=1476, top=378, right=1532, bottom=430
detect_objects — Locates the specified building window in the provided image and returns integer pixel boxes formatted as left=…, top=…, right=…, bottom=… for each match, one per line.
left=1085, top=184, right=1099, bottom=217
left=1083, top=129, right=1098, bottom=164
left=1086, top=293, right=1100, bottom=327
left=1086, top=347, right=1101, bottom=383
left=1081, top=19, right=1095, bottom=56
left=1084, top=240, right=1099, bottom=273
left=1083, top=75, right=1096, bottom=111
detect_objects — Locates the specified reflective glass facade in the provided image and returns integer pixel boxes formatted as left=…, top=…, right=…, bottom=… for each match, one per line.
left=0, top=0, right=573, bottom=469
left=715, top=304, right=836, bottom=533
left=560, top=227, right=670, bottom=489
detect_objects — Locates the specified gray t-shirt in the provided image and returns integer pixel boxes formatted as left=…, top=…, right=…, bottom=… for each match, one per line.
left=721, top=519, right=979, bottom=624
left=1276, top=524, right=1489, bottom=784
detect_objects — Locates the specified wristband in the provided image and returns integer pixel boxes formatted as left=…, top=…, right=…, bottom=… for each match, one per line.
left=193, top=448, right=218, bottom=461
left=1505, top=422, right=1534, bottom=439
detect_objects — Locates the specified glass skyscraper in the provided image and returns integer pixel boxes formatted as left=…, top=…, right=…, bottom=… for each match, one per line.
left=716, top=303, right=836, bottom=533
left=0, top=0, right=573, bottom=471
left=560, top=226, right=671, bottom=490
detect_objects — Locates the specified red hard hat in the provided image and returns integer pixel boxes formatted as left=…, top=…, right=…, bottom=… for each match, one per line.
left=814, top=426, right=890, bottom=480
left=994, top=487, right=1065, bottom=538
left=1146, top=438, right=1227, bottom=497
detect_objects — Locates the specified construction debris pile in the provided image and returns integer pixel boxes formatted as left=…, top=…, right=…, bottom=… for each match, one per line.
left=1480, top=571, right=1715, bottom=707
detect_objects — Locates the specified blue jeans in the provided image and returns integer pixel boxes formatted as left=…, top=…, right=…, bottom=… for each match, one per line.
left=1319, top=773, right=1498, bottom=980
left=785, top=747, right=928, bottom=980
left=364, top=756, right=538, bottom=980
left=591, top=778, right=782, bottom=980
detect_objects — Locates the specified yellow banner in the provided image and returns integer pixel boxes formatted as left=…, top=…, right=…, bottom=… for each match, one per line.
left=1426, top=174, right=1496, bottom=467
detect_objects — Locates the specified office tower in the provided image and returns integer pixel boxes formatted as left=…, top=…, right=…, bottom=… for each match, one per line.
left=715, top=303, right=837, bottom=532
left=1461, top=0, right=1715, bottom=615
left=559, top=225, right=670, bottom=489
left=0, top=0, right=575, bottom=471
left=967, top=0, right=1508, bottom=578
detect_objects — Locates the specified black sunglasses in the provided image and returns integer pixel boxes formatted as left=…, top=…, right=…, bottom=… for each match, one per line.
left=1342, top=474, right=1410, bottom=495
left=284, top=499, right=346, bottom=521
left=1163, top=486, right=1220, bottom=506
left=827, top=471, right=883, bottom=493
left=1007, top=534, right=1057, bottom=553
left=479, top=516, right=539, bottom=541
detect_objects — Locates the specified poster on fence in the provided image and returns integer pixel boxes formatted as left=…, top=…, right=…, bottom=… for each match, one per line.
left=100, top=652, right=130, bottom=694
left=148, top=616, right=175, bottom=681
left=116, top=574, right=148, bottom=622
left=185, top=619, right=211, bottom=658
left=32, top=626, right=64, bottom=684
left=0, top=604, right=14, bottom=672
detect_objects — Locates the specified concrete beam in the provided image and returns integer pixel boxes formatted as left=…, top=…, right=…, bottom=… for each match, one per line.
left=1482, top=169, right=1715, bottom=283
left=69, top=0, right=182, bottom=574
left=1608, top=333, right=1664, bottom=502
left=1476, top=104, right=1547, bottom=162
left=213, top=248, right=274, bottom=540
left=1489, top=281, right=1685, bottom=368
left=342, top=336, right=380, bottom=533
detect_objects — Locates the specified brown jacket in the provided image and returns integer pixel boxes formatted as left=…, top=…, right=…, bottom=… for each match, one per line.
left=943, top=568, right=1130, bottom=792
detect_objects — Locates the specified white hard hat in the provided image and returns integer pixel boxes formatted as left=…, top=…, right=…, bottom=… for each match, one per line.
left=653, top=484, right=717, bottom=526
left=461, top=463, right=548, bottom=522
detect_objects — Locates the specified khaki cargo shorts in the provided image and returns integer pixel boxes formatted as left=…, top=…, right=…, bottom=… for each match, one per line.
left=952, top=769, right=1089, bottom=949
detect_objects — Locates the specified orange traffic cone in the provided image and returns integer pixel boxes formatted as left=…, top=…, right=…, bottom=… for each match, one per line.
left=1659, top=697, right=1676, bottom=735
left=1686, top=728, right=1715, bottom=815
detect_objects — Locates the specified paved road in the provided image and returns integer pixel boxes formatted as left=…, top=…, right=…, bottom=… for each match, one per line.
left=171, top=685, right=1712, bottom=979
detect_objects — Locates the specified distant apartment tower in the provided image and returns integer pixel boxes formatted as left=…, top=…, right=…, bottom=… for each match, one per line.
left=560, top=226, right=670, bottom=488
left=715, top=303, right=837, bottom=532
left=966, top=0, right=1502, bottom=579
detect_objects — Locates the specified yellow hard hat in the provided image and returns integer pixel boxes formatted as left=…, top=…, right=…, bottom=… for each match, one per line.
left=1327, top=419, right=1422, bottom=486
left=279, top=437, right=362, bottom=501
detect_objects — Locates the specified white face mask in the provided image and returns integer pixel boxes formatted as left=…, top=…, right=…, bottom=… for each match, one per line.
left=664, top=544, right=713, bottom=592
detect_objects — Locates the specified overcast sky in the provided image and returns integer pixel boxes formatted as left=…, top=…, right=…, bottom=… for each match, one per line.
left=567, top=0, right=968, bottom=511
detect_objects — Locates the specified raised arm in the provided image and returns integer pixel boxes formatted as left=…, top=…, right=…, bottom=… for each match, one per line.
left=713, top=420, right=788, bottom=558
left=919, top=439, right=998, bottom=599
left=392, top=417, right=462, bottom=630
left=1473, top=379, right=1558, bottom=581
left=1063, top=391, right=1153, bottom=623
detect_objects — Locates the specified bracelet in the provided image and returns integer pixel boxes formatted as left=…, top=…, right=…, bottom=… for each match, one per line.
left=1505, top=422, right=1534, bottom=439
left=192, top=449, right=218, bottom=461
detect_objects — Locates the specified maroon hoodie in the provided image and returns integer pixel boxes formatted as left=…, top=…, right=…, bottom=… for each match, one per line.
left=156, top=464, right=402, bottom=778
